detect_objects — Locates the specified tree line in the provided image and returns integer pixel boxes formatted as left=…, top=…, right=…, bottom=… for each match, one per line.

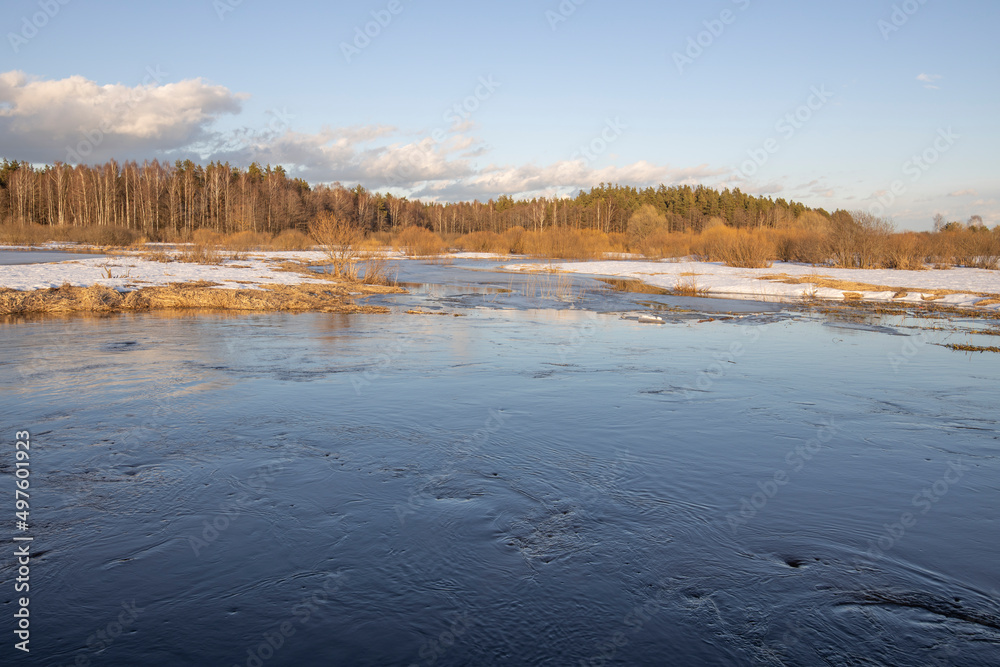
left=0, top=158, right=825, bottom=237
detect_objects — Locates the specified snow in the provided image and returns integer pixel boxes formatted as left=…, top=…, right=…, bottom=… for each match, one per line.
left=504, top=258, right=1000, bottom=309
left=3, top=246, right=998, bottom=310
left=0, top=248, right=336, bottom=292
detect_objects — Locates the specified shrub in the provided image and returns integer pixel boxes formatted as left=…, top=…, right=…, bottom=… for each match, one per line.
left=773, top=228, right=828, bottom=265
left=626, top=204, right=668, bottom=248
left=455, top=231, right=511, bottom=255
left=271, top=229, right=313, bottom=250
left=883, top=233, right=927, bottom=270
left=50, top=225, right=139, bottom=246
left=192, top=228, right=224, bottom=246
left=695, top=226, right=775, bottom=268
left=503, top=226, right=526, bottom=254
left=309, top=213, right=363, bottom=278
left=955, top=228, right=1000, bottom=269
left=795, top=210, right=831, bottom=232
left=826, top=211, right=893, bottom=268
left=519, top=227, right=615, bottom=260
left=394, top=226, right=446, bottom=256
left=639, top=230, right=695, bottom=259
left=0, top=224, right=48, bottom=245
left=223, top=230, right=271, bottom=251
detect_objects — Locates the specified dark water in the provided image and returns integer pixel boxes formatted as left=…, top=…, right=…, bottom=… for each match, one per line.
left=0, top=250, right=106, bottom=265
left=1, top=260, right=999, bottom=666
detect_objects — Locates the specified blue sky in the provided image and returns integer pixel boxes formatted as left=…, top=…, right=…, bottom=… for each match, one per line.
left=1, top=0, right=997, bottom=230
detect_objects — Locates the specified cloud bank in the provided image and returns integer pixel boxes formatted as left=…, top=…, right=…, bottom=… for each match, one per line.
left=0, top=71, right=726, bottom=202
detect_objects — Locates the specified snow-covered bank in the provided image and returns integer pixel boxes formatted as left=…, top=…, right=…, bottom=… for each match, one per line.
left=0, top=250, right=338, bottom=292
left=503, top=259, right=1000, bottom=309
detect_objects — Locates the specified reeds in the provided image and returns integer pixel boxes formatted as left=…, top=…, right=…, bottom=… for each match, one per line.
left=0, top=281, right=398, bottom=316
left=673, top=276, right=709, bottom=296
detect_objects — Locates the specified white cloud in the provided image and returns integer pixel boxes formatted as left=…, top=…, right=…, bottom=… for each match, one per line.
left=0, top=70, right=246, bottom=163
left=738, top=182, right=784, bottom=196
left=948, top=189, right=976, bottom=197
left=215, top=123, right=727, bottom=201
left=0, top=71, right=732, bottom=202
left=916, top=73, right=942, bottom=89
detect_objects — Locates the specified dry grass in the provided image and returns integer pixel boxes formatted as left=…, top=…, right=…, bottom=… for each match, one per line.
left=596, top=278, right=672, bottom=295
left=760, top=272, right=1000, bottom=309
left=695, top=227, right=775, bottom=268
left=520, top=272, right=578, bottom=300
left=4, top=219, right=998, bottom=276
left=0, top=223, right=140, bottom=247
left=673, top=276, right=709, bottom=297
left=759, top=273, right=968, bottom=297
left=0, top=280, right=397, bottom=316
left=938, top=343, right=1000, bottom=353
left=356, top=250, right=395, bottom=285
left=177, top=244, right=224, bottom=265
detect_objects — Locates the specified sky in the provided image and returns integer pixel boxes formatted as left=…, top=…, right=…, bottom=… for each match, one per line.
left=1, top=0, right=997, bottom=230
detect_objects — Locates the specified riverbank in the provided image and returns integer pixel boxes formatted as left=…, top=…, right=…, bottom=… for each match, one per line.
left=504, top=258, right=1000, bottom=311
left=0, top=247, right=401, bottom=315
left=3, top=245, right=1000, bottom=316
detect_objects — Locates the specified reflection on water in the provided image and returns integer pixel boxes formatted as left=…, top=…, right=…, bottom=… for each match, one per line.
left=1, top=260, right=999, bottom=666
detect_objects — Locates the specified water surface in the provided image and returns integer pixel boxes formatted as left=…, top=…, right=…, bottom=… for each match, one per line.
left=1, top=260, right=998, bottom=666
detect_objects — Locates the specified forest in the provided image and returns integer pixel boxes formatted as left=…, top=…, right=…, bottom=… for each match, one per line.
left=1, top=158, right=996, bottom=271
left=0, top=158, right=819, bottom=236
